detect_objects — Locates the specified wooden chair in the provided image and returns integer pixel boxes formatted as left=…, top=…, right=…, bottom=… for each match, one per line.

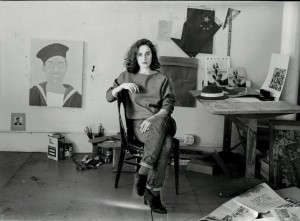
left=114, top=91, right=180, bottom=194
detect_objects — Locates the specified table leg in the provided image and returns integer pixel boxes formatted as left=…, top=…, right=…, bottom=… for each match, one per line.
left=245, top=119, right=257, bottom=178
left=223, top=116, right=232, bottom=152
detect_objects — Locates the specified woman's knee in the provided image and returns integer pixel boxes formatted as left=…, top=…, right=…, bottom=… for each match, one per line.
left=162, top=135, right=173, bottom=152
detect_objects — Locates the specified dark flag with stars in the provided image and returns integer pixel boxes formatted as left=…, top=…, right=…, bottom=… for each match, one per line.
left=171, top=8, right=221, bottom=57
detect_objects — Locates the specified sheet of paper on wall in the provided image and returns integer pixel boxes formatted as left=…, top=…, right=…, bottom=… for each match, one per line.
left=170, top=18, right=184, bottom=39
left=159, top=56, right=198, bottom=107
left=205, top=57, right=230, bottom=86
left=171, top=7, right=222, bottom=57
left=157, top=20, right=172, bottom=42
left=228, top=67, right=246, bottom=87
left=261, top=54, right=289, bottom=101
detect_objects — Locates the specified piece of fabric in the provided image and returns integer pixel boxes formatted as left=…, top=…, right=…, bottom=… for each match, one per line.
left=29, top=81, right=82, bottom=108
left=106, top=71, right=175, bottom=119
left=171, top=8, right=221, bottom=56
left=159, top=56, right=198, bottom=107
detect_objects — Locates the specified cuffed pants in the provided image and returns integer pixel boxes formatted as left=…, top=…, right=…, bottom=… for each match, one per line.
left=128, top=116, right=177, bottom=191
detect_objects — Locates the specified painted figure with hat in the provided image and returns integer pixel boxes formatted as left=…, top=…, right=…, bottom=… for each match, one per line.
left=29, top=43, right=82, bottom=108
left=14, top=117, right=23, bottom=126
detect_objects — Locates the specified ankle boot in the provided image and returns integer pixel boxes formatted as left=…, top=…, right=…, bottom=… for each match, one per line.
left=144, top=189, right=167, bottom=214
left=133, top=173, right=147, bottom=196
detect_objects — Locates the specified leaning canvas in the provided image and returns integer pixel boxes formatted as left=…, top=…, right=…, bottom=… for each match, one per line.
left=29, top=39, right=83, bottom=108
left=261, top=53, right=289, bottom=101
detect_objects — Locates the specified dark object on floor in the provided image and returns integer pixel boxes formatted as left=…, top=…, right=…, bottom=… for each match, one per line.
left=202, top=151, right=245, bottom=177
left=114, top=91, right=180, bottom=194
left=133, top=173, right=147, bottom=196
left=144, top=189, right=167, bottom=214
left=218, top=177, right=262, bottom=198
left=211, top=152, right=231, bottom=174
left=73, top=158, right=100, bottom=171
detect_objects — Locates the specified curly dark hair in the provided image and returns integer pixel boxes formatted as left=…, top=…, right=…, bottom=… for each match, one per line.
left=125, top=39, right=160, bottom=73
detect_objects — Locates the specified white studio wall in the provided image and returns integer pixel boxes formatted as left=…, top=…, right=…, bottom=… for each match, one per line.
left=0, top=1, right=284, bottom=152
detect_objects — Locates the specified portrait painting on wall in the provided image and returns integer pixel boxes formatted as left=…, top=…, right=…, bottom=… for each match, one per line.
left=11, top=113, right=26, bottom=131
left=205, top=57, right=230, bottom=86
left=29, top=39, right=83, bottom=108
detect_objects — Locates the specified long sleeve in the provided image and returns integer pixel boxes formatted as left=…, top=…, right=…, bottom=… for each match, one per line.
left=106, top=72, right=125, bottom=102
left=161, top=76, right=175, bottom=115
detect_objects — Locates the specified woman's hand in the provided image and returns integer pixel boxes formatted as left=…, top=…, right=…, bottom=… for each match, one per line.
left=121, top=83, right=139, bottom=93
left=139, top=116, right=156, bottom=133
left=112, top=83, right=139, bottom=97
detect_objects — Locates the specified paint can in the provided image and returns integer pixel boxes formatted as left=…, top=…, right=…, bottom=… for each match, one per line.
left=64, top=143, right=73, bottom=159
left=103, top=148, right=113, bottom=163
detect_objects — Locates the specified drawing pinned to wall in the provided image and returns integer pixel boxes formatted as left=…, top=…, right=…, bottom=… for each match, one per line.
left=261, top=54, right=289, bottom=101
left=157, top=20, right=172, bottom=42
left=160, top=56, right=198, bottom=107
left=228, top=67, right=246, bottom=87
left=29, top=39, right=83, bottom=108
left=205, top=57, right=230, bottom=86
left=11, top=113, right=26, bottom=131
left=171, top=6, right=222, bottom=57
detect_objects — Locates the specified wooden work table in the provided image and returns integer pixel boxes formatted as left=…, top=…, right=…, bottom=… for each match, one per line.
left=190, top=90, right=300, bottom=179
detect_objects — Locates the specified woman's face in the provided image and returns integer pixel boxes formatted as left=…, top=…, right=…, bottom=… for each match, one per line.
left=137, top=45, right=152, bottom=69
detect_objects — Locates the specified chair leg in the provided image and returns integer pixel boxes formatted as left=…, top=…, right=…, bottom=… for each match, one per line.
left=115, top=148, right=126, bottom=188
left=173, top=138, right=179, bottom=195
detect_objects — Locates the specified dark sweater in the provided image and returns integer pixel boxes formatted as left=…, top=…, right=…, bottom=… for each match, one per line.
left=106, top=71, right=175, bottom=120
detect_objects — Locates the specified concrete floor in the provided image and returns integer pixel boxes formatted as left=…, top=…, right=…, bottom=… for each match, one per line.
left=0, top=151, right=257, bottom=221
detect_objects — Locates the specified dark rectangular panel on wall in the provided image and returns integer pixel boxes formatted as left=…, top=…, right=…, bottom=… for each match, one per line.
left=159, top=56, right=198, bottom=108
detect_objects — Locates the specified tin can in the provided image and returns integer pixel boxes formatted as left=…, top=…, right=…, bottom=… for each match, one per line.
left=64, top=143, right=73, bottom=159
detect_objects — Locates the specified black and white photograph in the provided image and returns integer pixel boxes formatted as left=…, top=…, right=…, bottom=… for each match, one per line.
left=10, top=113, right=26, bottom=131
left=1, top=1, right=300, bottom=221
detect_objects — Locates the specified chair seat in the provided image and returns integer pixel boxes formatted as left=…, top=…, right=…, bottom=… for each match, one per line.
left=127, top=140, right=144, bottom=154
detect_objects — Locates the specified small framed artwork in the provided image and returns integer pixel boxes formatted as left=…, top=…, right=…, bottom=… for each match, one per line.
left=228, top=67, right=246, bottom=87
left=11, top=113, right=26, bottom=131
left=205, top=57, right=230, bottom=86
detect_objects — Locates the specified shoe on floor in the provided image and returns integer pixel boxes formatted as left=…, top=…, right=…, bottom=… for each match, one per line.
left=144, top=189, right=167, bottom=214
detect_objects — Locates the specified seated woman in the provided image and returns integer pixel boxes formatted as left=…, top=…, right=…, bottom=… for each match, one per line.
left=106, top=39, right=176, bottom=214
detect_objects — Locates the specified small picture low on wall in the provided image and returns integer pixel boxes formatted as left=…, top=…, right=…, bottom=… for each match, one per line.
left=11, top=113, right=26, bottom=131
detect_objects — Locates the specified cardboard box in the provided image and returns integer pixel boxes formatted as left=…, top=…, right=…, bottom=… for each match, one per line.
left=47, top=135, right=65, bottom=161
left=187, top=159, right=215, bottom=175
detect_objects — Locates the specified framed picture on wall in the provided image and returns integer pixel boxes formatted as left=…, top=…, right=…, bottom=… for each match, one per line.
left=11, top=113, right=26, bottom=131
left=29, top=39, right=83, bottom=108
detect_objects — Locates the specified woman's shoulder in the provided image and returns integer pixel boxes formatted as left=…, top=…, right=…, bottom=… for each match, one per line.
left=155, top=71, right=170, bottom=81
left=119, top=70, right=134, bottom=78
